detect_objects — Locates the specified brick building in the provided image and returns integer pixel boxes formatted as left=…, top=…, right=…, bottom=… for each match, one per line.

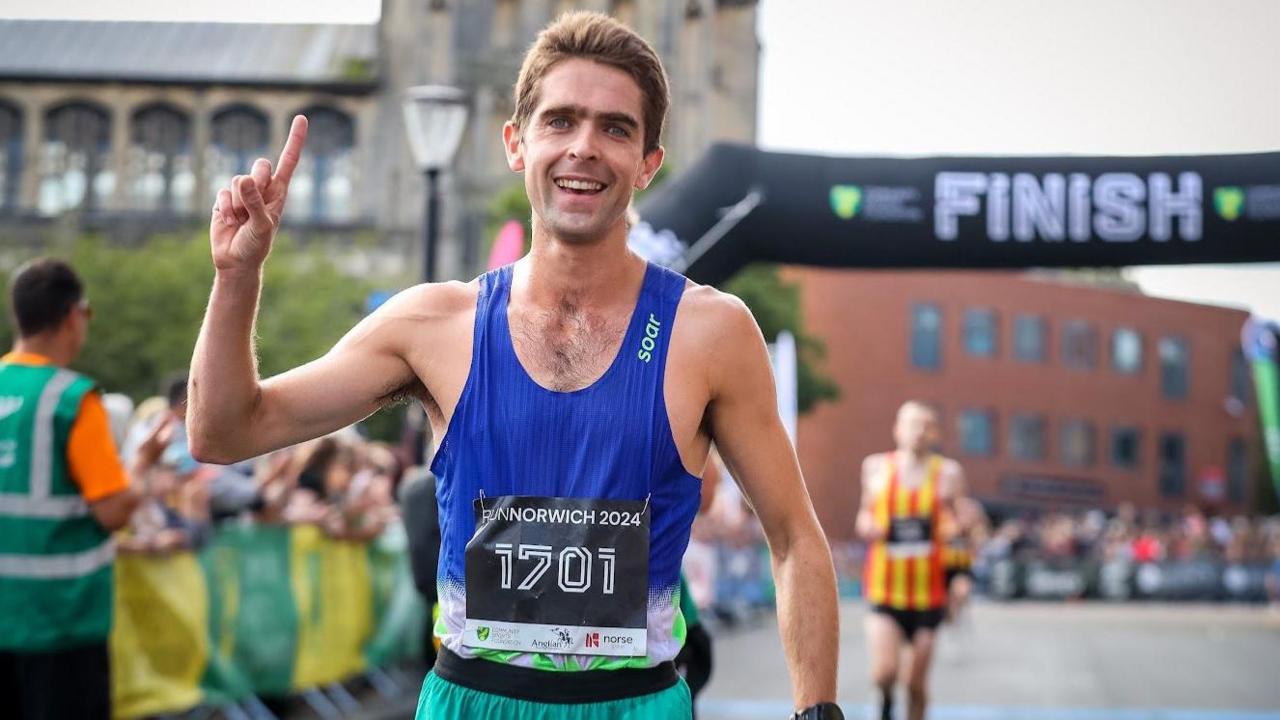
left=793, top=269, right=1260, bottom=539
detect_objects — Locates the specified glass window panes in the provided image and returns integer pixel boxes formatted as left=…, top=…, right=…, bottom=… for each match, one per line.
left=1060, top=419, right=1095, bottom=467
left=1159, top=337, right=1190, bottom=400
left=911, top=303, right=942, bottom=370
left=958, top=410, right=995, bottom=456
left=1062, top=320, right=1097, bottom=369
left=1110, top=427, right=1141, bottom=469
left=1013, top=315, right=1046, bottom=363
left=1158, top=432, right=1186, bottom=497
left=963, top=308, right=998, bottom=357
left=1111, top=327, right=1142, bottom=374
left=1010, top=413, right=1047, bottom=461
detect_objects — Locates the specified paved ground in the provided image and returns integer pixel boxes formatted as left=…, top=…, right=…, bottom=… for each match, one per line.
left=698, top=601, right=1280, bottom=720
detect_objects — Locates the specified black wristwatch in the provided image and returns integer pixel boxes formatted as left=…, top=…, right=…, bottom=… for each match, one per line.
left=790, top=702, right=844, bottom=720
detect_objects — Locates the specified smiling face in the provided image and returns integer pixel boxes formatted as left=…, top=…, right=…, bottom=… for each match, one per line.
left=504, top=58, right=664, bottom=246
left=894, top=401, right=940, bottom=455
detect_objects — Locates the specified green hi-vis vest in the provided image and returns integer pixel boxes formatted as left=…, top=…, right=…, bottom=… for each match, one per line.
left=0, top=361, right=114, bottom=651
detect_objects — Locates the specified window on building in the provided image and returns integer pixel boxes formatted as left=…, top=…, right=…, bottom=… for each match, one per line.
left=286, top=106, right=356, bottom=223
left=1013, top=314, right=1046, bottom=363
left=1110, top=427, right=1141, bottom=469
left=207, top=104, right=268, bottom=200
left=39, top=101, right=113, bottom=215
left=1230, top=349, right=1251, bottom=406
left=963, top=308, right=998, bottom=358
left=1010, top=413, right=1047, bottom=461
left=1227, top=438, right=1248, bottom=504
left=958, top=409, right=995, bottom=456
left=911, top=303, right=942, bottom=370
left=1111, top=327, right=1143, bottom=374
left=1158, top=432, right=1186, bottom=497
left=1159, top=336, right=1190, bottom=400
left=0, top=100, right=21, bottom=212
left=129, top=103, right=193, bottom=214
left=1062, top=320, right=1097, bottom=369
left=1060, top=419, right=1095, bottom=467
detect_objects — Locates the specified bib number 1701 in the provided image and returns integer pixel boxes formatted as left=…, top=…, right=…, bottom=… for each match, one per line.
left=494, top=543, right=617, bottom=594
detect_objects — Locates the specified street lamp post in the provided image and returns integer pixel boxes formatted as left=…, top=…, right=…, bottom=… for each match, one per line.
left=402, top=85, right=468, bottom=283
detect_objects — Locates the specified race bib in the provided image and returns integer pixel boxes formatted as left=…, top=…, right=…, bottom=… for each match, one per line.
left=888, top=517, right=932, bottom=544
left=463, top=496, right=649, bottom=657
left=886, top=517, right=933, bottom=558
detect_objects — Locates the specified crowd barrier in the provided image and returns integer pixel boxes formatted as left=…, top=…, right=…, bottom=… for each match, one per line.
left=109, top=523, right=427, bottom=719
left=985, top=558, right=1274, bottom=602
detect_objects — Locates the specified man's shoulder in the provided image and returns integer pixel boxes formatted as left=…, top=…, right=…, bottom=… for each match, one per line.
left=675, top=283, right=756, bottom=340
left=375, top=279, right=479, bottom=326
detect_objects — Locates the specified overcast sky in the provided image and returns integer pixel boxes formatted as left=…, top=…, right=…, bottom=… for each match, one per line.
left=5, top=0, right=1278, bottom=319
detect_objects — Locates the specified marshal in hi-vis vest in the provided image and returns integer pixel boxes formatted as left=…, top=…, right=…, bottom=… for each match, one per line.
left=0, top=362, right=114, bottom=650
left=863, top=454, right=947, bottom=611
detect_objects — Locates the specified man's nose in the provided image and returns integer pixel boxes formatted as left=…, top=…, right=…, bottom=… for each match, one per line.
left=566, top=125, right=600, bottom=162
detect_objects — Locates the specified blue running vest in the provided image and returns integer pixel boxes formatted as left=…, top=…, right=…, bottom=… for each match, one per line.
left=430, top=261, right=702, bottom=670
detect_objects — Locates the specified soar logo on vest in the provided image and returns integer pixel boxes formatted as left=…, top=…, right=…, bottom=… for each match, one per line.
left=637, top=313, right=662, bottom=363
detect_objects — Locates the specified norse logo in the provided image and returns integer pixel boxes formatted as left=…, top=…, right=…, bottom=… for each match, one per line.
left=585, top=632, right=600, bottom=648
left=0, top=397, right=22, bottom=422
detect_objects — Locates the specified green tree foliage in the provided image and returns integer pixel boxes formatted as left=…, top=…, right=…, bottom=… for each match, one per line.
left=0, top=234, right=373, bottom=404
left=722, top=265, right=840, bottom=414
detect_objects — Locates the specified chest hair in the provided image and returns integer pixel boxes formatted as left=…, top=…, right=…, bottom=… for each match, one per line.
left=509, top=296, right=630, bottom=392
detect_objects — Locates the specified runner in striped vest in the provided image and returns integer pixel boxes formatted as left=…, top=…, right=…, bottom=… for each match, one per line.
left=0, top=258, right=145, bottom=720
left=857, top=401, right=967, bottom=720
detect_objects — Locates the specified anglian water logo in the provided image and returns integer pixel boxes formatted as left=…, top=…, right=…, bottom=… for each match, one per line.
left=1214, top=186, right=1245, bottom=221
left=829, top=185, right=862, bottom=220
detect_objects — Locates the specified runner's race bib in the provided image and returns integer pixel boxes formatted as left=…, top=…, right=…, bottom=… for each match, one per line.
left=463, top=496, right=649, bottom=657
left=886, top=517, right=933, bottom=557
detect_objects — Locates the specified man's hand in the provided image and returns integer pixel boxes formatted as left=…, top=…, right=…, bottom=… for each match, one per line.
left=210, top=115, right=308, bottom=274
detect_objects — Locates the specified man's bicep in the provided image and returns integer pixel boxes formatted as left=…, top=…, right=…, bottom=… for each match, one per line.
left=706, top=301, right=813, bottom=542
left=252, top=304, right=418, bottom=450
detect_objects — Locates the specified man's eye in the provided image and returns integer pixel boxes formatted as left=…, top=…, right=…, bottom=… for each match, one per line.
left=607, top=125, right=630, bottom=138
left=549, top=117, right=570, bottom=129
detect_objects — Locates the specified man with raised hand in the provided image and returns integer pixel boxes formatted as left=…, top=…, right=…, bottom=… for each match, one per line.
left=190, top=11, right=840, bottom=720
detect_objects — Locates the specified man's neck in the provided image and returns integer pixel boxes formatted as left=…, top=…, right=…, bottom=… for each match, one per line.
left=519, top=220, right=644, bottom=309
left=895, top=448, right=930, bottom=466
left=11, top=336, right=72, bottom=367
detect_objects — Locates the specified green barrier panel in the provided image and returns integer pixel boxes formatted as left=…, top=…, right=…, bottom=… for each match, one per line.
left=111, top=522, right=426, bottom=718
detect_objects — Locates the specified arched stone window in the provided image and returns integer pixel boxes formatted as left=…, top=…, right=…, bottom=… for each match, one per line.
left=207, top=103, right=268, bottom=199
left=129, top=103, right=194, bottom=214
left=0, top=100, right=21, bottom=212
left=286, top=106, right=356, bottom=222
left=39, top=101, right=112, bottom=215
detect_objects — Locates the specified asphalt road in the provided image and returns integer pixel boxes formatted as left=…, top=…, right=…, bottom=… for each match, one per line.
left=697, top=601, right=1280, bottom=720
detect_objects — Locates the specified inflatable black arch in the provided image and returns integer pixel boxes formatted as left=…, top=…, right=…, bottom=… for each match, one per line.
left=630, top=144, right=1280, bottom=285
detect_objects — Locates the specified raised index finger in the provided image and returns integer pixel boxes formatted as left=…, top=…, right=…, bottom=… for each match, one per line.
left=273, top=115, right=309, bottom=187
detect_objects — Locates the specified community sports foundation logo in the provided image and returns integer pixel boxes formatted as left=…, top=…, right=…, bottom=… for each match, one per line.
left=829, top=185, right=863, bottom=219
left=476, top=626, right=490, bottom=642
left=1214, top=187, right=1245, bottom=221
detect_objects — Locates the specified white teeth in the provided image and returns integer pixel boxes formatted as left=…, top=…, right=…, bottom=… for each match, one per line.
left=555, top=178, right=604, bottom=191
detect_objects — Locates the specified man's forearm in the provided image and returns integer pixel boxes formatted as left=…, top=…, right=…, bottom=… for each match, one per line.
left=773, top=527, right=839, bottom=708
left=188, top=270, right=263, bottom=462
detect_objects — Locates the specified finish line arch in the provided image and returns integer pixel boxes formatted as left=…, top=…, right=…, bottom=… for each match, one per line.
left=630, top=143, right=1280, bottom=285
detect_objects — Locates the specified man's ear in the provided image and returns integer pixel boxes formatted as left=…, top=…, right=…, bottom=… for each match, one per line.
left=503, top=122, right=525, bottom=172
left=634, top=145, right=665, bottom=190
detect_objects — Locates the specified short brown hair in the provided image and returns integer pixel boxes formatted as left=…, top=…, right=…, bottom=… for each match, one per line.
left=512, top=11, right=669, bottom=154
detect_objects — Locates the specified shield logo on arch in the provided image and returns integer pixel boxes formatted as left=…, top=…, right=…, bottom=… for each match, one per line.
left=830, top=185, right=863, bottom=220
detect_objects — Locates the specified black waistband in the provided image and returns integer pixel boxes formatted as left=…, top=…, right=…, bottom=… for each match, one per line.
left=433, top=647, right=679, bottom=703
